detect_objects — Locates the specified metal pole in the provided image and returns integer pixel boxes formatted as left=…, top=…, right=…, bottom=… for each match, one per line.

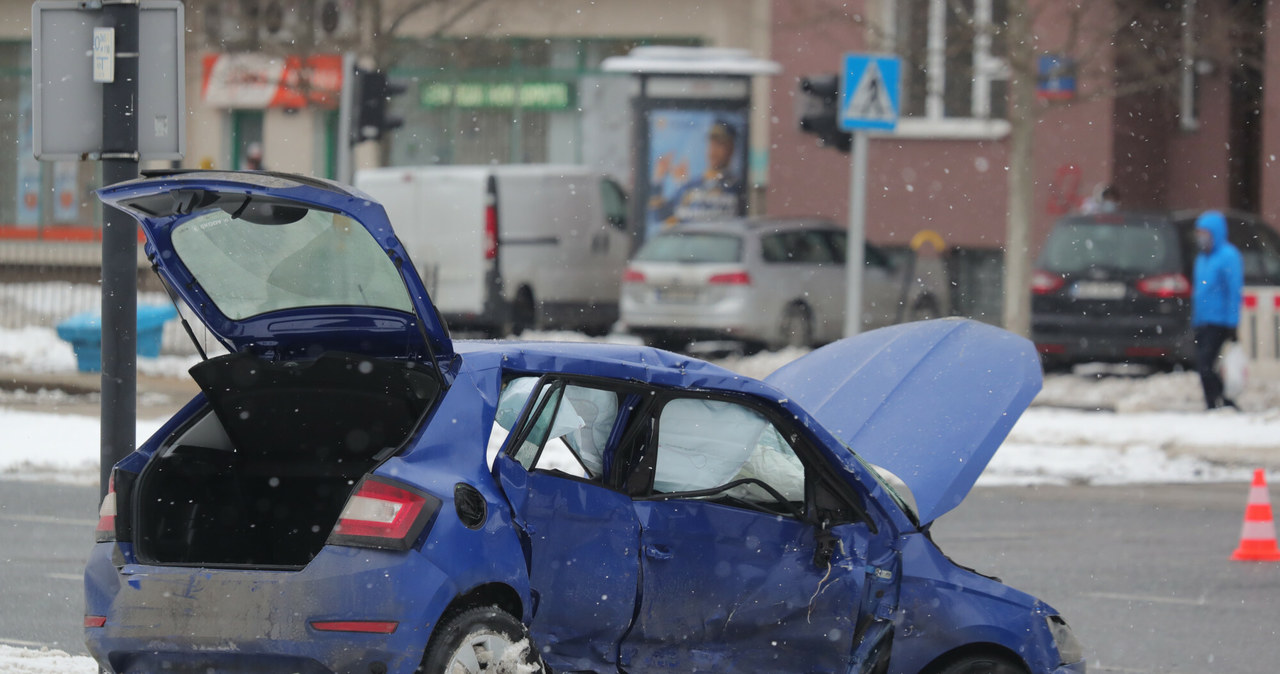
left=844, top=131, right=868, bottom=337
left=337, top=52, right=356, bottom=184
left=99, top=0, right=140, bottom=499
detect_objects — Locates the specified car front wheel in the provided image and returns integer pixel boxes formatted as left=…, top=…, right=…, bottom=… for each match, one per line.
left=419, top=605, right=543, bottom=674
left=934, top=652, right=1027, bottom=674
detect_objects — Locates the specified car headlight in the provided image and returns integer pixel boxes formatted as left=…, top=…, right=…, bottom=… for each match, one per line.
left=1046, top=615, right=1084, bottom=665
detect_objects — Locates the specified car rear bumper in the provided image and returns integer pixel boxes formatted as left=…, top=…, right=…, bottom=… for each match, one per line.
left=620, top=290, right=772, bottom=343
left=84, top=543, right=456, bottom=674
left=1031, top=314, right=1193, bottom=365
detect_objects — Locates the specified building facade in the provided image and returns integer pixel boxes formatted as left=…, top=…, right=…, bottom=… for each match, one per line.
left=767, top=0, right=1277, bottom=319
left=6, top=0, right=1280, bottom=325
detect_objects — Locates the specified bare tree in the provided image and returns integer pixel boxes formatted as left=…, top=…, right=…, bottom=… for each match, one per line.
left=782, top=0, right=1263, bottom=336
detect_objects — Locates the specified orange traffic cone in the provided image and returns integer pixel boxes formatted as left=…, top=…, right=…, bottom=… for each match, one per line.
left=1230, top=469, right=1280, bottom=562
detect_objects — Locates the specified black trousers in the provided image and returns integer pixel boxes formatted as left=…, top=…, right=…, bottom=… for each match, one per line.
left=1194, top=325, right=1233, bottom=409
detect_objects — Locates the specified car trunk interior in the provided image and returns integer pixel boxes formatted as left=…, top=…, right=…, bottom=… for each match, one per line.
left=134, top=350, right=442, bottom=568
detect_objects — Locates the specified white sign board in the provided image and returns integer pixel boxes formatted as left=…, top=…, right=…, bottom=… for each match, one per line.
left=92, top=27, right=114, bottom=83
left=32, top=1, right=185, bottom=160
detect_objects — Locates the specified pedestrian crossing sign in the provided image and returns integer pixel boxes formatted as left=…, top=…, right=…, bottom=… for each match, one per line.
left=840, top=53, right=900, bottom=132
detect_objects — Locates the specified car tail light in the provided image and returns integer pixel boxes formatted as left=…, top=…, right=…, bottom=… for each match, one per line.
left=310, top=620, right=399, bottom=634
left=484, top=204, right=499, bottom=261
left=622, top=267, right=646, bottom=283
left=95, top=475, right=117, bottom=543
left=327, top=477, right=440, bottom=551
left=1136, top=273, right=1191, bottom=299
left=1031, top=270, right=1064, bottom=294
left=708, top=270, right=751, bottom=285
left=84, top=616, right=107, bottom=628
left=1036, top=343, right=1066, bottom=354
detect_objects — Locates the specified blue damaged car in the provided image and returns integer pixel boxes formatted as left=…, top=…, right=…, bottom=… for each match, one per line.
left=85, top=170, right=1085, bottom=674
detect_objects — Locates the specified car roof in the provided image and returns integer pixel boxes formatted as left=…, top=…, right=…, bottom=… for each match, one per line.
left=1053, top=210, right=1172, bottom=226
left=661, top=217, right=839, bottom=236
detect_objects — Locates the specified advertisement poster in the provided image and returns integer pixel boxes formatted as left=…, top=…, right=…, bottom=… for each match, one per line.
left=645, top=108, right=747, bottom=238
left=53, top=161, right=80, bottom=223
left=16, top=87, right=41, bottom=226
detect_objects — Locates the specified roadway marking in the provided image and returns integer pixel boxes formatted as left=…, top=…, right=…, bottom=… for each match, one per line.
left=0, top=513, right=97, bottom=527
left=46, top=573, right=84, bottom=581
left=1084, top=591, right=1207, bottom=606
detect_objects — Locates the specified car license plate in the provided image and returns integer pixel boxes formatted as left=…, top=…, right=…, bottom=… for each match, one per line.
left=657, top=286, right=699, bottom=303
left=1072, top=281, right=1126, bottom=300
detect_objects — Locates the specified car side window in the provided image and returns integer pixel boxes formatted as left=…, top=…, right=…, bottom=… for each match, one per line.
left=497, top=378, right=620, bottom=481
left=761, top=231, right=835, bottom=264
left=601, top=178, right=628, bottom=231
left=650, top=398, right=806, bottom=515
left=1232, top=221, right=1280, bottom=284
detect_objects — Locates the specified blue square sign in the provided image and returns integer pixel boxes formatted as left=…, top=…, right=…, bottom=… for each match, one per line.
left=840, top=53, right=901, bottom=132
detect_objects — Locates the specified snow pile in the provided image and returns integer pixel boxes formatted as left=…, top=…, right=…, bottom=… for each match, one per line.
left=0, top=327, right=78, bottom=373
left=0, top=646, right=95, bottom=674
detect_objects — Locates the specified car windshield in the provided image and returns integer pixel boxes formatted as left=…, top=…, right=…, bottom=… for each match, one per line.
left=1037, top=218, right=1179, bottom=275
left=634, top=232, right=743, bottom=263
left=170, top=207, right=414, bottom=320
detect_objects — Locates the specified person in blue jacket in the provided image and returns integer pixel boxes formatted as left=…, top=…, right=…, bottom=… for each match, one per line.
left=1191, top=210, right=1244, bottom=409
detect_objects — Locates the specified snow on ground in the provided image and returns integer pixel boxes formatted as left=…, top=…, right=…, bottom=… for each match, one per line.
left=4, top=325, right=1277, bottom=487
left=2, top=325, right=1279, bottom=671
left=0, top=645, right=95, bottom=673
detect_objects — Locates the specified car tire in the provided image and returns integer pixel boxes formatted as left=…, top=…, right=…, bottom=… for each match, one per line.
left=780, top=303, right=813, bottom=349
left=933, top=652, right=1027, bottom=674
left=419, top=605, right=543, bottom=674
left=510, top=289, right=536, bottom=337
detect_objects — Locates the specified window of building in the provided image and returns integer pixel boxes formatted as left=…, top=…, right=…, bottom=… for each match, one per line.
left=890, top=0, right=1010, bottom=138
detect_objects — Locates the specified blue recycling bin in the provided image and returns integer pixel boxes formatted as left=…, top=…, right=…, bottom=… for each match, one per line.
left=56, top=304, right=178, bottom=373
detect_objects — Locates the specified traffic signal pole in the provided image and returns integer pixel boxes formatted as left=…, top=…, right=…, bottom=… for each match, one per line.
left=844, top=131, right=868, bottom=338
left=337, top=52, right=356, bottom=184
left=99, top=0, right=140, bottom=499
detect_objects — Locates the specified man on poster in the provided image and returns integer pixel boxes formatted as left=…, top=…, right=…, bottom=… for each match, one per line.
left=648, top=119, right=744, bottom=230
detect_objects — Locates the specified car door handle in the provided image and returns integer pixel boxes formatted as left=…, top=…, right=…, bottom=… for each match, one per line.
left=644, top=544, right=673, bottom=561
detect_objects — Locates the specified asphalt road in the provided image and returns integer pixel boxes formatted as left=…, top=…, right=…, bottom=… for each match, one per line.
left=0, top=480, right=99, bottom=655
left=933, top=483, right=1280, bottom=674
left=2, top=481, right=1276, bottom=673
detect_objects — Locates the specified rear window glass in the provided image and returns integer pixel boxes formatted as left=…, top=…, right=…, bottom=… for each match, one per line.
left=171, top=208, right=414, bottom=320
left=634, top=232, right=743, bottom=264
left=1037, top=219, right=1179, bottom=275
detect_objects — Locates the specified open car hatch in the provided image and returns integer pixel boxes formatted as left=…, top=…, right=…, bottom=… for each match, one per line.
left=97, top=171, right=453, bottom=362
left=765, top=318, right=1042, bottom=525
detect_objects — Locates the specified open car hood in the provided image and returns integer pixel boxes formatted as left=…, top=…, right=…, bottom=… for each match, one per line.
left=97, top=171, right=452, bottom=362
left=765, top=319, right=1041, bottom=525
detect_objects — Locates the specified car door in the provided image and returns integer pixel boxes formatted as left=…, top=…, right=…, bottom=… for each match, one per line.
left=619, top=395, right=871, bottom=673
left=492, top=378, right=642, bottom=671
left=825, top=230, right=902, bottom=331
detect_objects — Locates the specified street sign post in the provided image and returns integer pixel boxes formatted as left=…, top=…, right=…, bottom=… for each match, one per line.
left=839, top=53, right=900, bottom=337
left=32, top=1, right=185, bottom=160
left=32, top=1, right=185, bottom=499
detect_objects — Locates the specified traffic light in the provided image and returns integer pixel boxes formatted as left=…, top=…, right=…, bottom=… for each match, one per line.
left=798, top=74, right=851, bottom=152
left=353, top=67, right=408, bottom=143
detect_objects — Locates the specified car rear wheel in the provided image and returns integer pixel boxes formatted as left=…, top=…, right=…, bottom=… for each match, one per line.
left=780, top=303, right=813, bottom=349
left=934, top=652, right=1027, bottom=674
left=420, top=605, right=543, bottom=674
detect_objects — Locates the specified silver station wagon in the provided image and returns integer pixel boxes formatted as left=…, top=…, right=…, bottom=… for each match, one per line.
left=620, top=218, right=946, bottom=351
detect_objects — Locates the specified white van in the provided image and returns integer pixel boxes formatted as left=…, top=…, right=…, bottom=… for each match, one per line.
left=356, top=165, right=632, bottom=336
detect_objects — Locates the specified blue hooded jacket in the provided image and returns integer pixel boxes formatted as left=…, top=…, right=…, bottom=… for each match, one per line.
left=1191, top=210, right=1244, bottom=327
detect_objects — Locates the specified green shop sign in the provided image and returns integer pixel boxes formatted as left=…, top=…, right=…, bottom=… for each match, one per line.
left=420, top=81, right=576, bottom=110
